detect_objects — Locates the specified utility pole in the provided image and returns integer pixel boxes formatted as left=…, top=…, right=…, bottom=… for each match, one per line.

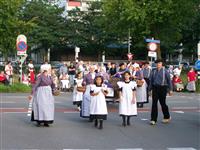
left=128, top=29, right=131, bottom=54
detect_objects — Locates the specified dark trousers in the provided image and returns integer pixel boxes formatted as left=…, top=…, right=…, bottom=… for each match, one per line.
left=151, top=86, right=170, bottom=122
left=144, top=78, right=150, bottom=103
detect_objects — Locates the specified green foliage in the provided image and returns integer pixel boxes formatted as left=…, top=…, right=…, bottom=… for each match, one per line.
left=0, top=0, right=35, bottom=58
left=0, top=83, right=31, bottom=93
left=0, top=0, right=199, bottom=60
left=102, top=0, right=199, bottom=58
left=20, top=0, right=66, bottom=51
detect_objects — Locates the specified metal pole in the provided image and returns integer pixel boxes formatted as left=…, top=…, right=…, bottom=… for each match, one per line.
left=20, top=57, right=23, bottom=83
left=128, top=29, right=130, bottom=54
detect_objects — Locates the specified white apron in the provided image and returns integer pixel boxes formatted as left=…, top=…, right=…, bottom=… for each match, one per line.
left=117, top=81, right=137, bottom=116
left=136, top=79, right=147, bottom=103
left=32, top=86, right=54, bottom=121
left=81, top=85, right=91, bottom=118
left=90, top=84, right=108, bottom=115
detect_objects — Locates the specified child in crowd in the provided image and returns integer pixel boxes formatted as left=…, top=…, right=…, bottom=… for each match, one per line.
left=90, top=76, right=108, bottom=129
left=117, top=71, right=137, bottom=127
left=172, top=74, right=184, bottom=92
left=51, top=69, right=59, bottom=89
left=59, top=73, right=70, bottom=91
left=73, top=72, right=84, bottom=111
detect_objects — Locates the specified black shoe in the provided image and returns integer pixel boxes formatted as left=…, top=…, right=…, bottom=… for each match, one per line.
left=44, top=123, right=49, bottom=127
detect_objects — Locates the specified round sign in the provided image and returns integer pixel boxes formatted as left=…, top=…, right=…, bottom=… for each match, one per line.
left=195, top=60, right=200, bottom=70
left=17, top=34, right=27, bottom=44
left=148, top=42, right=157, bottom=51
left=17, top=41, right=27, bottom=51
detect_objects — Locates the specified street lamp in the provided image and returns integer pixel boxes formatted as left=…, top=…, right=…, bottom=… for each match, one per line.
left=178, top=43, right=183, bottom=65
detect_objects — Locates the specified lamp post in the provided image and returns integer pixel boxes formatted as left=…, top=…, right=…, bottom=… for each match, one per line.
left=178, top=43, right=183, bottom=65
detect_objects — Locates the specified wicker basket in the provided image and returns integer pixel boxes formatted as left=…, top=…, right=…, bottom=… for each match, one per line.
left=53, top=89, right=61, bottom=96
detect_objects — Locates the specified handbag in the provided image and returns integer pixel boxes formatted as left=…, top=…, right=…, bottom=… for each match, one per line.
left=136, top=79, right=144, bottom=87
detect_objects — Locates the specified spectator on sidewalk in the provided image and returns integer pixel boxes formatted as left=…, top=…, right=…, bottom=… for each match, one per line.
left=0, top=71, right=9, bottom=85
left=5, top=61, right=13, bottom=85
left=186, top=67, right=197, bottom=92
left=172, top=74, right=184, bottom=92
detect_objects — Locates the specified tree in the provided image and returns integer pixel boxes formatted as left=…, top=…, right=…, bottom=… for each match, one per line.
left=0, top=0, right=35, bottom=60
left=66, top=1, right=107, bottom=56
left=102, top=0, right=199, bottom=59
left=20, top=0, right=67, bottom=57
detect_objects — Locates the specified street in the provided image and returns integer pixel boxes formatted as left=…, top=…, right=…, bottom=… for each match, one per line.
left=0, top=92, right=199, bottom=150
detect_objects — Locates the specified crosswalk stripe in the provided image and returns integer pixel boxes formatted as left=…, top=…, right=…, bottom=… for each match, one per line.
left=116, top=149, right=143, bottom=150
left=168, top=148, right=197, bottom=150
left=63, top=149, right=90, bottom=150
left=173, top=111, right=184, bottom=114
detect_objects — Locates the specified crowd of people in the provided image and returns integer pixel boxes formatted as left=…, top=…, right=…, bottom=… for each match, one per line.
left=0, top=59, right=198, bottom=129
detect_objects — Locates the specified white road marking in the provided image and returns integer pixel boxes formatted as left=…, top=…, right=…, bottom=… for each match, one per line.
left=0, top=101, right=15, bottom=104
left=0, top=108, right=25, bottom=109
left=63, top=149, right=90, bottom=150
left=168, top=148, right=197, bottom=150
left=3, top=112, right=27, bottom=114
left=27, top=99, right=32, bottom=117
left=116, top=148, right=143, bottom=150
left=172, top=107, right=198, bottom=109
left=173, top=111, right=184, bottom=114
left=141, top=118, right=148, bottom=121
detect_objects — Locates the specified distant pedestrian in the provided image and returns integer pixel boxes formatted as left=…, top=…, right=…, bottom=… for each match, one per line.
left=186, top=67, right=197, bottom=92
left=149, top=59, right=173, bottom=125
left=0, top=71, right=9, bottom=85
left=68, top=62, right=76, bottom=88
left=59, top=62, right=68, bottom=76
left=172, top=74, right=184, bottom=92
left=173, top=65, right=182, bottom=77
left=90, top=76, right=108, bottom=129
left=73, top=72, right=84, bottom=111
left=28, top=60, right=35, bottom=84
left=28, top=69, right=55, bottom=127
left=135, top=65, right=147, bottom=108
left=142, top=61, right=151, bottom=103
left=109, top=63, right=117, bottom=77
left=5, top=61, right=13, bottom=85
left=40, top=60, right=51, bottom=76
left=117, top=71, right=137, bottom=127
left=81, top=65, right=97, bottom=120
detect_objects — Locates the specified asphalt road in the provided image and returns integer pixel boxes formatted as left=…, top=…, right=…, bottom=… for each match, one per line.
left=0, top=92, right=199, bottom=150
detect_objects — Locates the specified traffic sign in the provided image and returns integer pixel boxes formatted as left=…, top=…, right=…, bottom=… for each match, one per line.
left=127, top=53, right=133, bottom=60
left=17, top=34, right=27, bottom=44
left=145, top=39, right=160, bottom=44
left=17, top=41, right=27, bottom=51
left=148, top=51, right=157, bottom=58
left=148, top=42, right=157, bottom=51
left=195, top=60, right=200, bottom=70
